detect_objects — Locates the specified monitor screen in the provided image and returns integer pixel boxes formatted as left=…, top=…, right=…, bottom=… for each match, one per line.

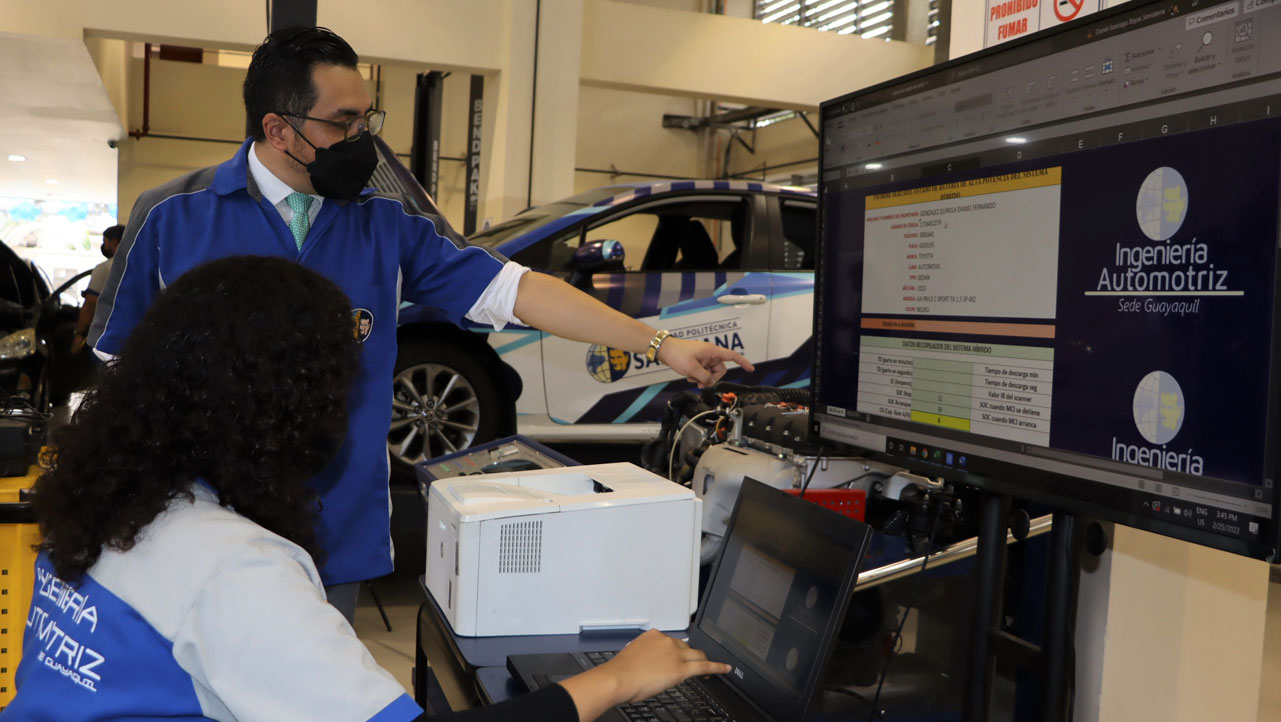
left=813, top=0, right=1281, bottom=559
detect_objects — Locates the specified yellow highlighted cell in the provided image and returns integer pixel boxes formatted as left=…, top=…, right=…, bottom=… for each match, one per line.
left=866, top=167, right=1062, bottom=210
left=911, top=410, right=972, bottom=431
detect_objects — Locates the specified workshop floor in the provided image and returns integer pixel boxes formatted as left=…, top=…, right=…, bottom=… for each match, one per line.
left=351, top=573, right=422, bottom=697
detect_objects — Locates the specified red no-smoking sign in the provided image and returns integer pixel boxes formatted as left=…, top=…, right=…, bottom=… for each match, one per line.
left=1055, top=0, right=1085, bottom=22
left=987, top=0, right=1098, bottom=46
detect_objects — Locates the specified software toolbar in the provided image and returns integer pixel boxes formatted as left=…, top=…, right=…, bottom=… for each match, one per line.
left=824, top=0, right=1280, bottom=171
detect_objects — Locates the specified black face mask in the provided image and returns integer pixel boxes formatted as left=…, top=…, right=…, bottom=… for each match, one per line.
left=287, top=129, right=378, bottom=201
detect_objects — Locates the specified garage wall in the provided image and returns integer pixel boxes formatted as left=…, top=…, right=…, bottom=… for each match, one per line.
left=573, top=87, right=704, bottom=192
left=99, top=48, right=711, bottom=233
left=722, top=115, right=820, bottom=186
left=62, top=0, right=936, bottom=230
left=104, top=54, right=484, bottom=228
left=581, top=2, right=935, bottom=110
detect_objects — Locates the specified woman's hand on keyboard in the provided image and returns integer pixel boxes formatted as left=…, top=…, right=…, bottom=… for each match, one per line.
left=558, top=630, right=731, bottom=722
left=608, top=630, right=731, bottom=704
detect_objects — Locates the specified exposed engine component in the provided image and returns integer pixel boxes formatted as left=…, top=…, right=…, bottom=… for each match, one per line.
left=640, top=382, right=975, bottom=564
left=693, top=445, right=896, bottom=563
left=642, top=384, right=894, bottom=562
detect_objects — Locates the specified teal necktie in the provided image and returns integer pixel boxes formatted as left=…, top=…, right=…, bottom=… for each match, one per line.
left=286, top=192, right=313, bottom=251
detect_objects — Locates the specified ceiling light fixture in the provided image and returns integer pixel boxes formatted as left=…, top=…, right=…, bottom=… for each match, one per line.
left=7, top=155, right=25, bottom=162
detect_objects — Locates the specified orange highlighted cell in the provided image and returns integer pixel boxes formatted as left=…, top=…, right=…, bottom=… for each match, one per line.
left=862, top=318, right=1055, bottom=339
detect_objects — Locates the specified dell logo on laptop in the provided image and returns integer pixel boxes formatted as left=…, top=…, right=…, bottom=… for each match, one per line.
left=733, top=667, right=744, bottom=680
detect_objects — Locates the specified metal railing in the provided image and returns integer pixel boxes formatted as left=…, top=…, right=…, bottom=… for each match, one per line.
left=855, top=514, right=1053, bottom=590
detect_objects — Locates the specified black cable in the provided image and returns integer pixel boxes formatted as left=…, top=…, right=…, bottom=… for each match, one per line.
left=839, top=470, right=883, bottom=488
left=798, top=455, right=822, bottom=499
left=526, top=0, right=540, bottom=209
left=800, top=458, right=887, bottom=497
left=865, top=496, right=947, bottom=721
left=0, top=395, right=51, bottom=422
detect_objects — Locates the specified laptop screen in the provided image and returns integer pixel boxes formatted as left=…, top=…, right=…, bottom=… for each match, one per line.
left=691, top=479, right=873, bottom=721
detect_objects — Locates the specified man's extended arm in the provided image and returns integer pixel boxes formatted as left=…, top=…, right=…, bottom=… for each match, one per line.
left=396, top=206, right=753, bottom=387
left=512, top=271, right=753, bottom=387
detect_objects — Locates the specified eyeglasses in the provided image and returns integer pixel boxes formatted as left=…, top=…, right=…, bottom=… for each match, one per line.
left=279, top=108, right=386, bottom=141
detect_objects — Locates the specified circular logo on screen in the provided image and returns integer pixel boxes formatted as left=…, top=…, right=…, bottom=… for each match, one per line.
left=586, top=344, right=630, bottom=383
left=1132, top=370, right=1185, bottom=445
left=785, top=648, right=800, bottom=672
left=1135, top=167, right=1189, bottom=241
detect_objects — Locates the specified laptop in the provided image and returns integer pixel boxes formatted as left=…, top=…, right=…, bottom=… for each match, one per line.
left=508, top=477, right=875, bottom=722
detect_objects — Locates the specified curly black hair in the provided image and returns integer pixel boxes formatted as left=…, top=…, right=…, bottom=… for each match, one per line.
left=34, top=256, right=360, bottom=581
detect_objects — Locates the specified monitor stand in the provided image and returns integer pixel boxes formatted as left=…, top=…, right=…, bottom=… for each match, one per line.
left=959, top=490, right=1271, bottom=722
left=962, top=493, right=1080, bottom=722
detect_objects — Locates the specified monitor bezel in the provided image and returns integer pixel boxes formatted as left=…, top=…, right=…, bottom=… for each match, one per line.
left=687, top=478, right=875, bottom=722
left=811, top=0, right=1281, bottom=561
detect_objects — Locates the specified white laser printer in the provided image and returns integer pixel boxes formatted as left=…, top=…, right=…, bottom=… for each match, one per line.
left=424, top=462, right=701, bottom=636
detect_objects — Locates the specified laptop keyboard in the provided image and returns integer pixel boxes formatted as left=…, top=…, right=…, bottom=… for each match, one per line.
left=584, top=651, right=734, bottom=722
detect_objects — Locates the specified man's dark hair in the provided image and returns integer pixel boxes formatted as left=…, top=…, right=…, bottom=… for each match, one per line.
left=34, top=256, right=360, bottom=580
left=103, top=224, right=125, bottom=241
left=242, top=26, right=359, bottom=141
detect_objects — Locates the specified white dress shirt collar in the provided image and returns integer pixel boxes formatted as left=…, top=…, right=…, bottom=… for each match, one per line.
left=248, top=141, right=323, bottom=222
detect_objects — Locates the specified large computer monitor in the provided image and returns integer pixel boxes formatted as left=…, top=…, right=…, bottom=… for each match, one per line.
left=813, top=0, right=1281, bottom=559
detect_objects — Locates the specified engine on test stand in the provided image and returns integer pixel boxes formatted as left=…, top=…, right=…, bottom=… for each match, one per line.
left=640, top=384, right=971, bottom=564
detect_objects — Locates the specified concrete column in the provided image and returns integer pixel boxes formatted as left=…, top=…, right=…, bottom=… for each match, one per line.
left=529, top=0, right=582, bottom=207
left=903, top=0, right=935, bottom=46
left=84, top=37, right=132, bottom=132
left=948, top=0, right=986, bottom=58
left=1074, top=524, right=1268, bottom=722
left=479, top=0, right=584, bottom=225
left=478, top=0, right=582, bottom=225
left=478, top=0, right=536, bottom=225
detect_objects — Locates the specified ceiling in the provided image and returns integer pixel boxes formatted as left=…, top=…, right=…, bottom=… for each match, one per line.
left=0, top=31, right=122, bottom=206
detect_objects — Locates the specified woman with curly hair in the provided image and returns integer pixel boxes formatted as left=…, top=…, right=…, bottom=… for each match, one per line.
left=4, top=257, right=727, bottom=722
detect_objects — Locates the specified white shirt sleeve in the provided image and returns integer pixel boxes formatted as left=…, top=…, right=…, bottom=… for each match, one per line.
left=170, top=541, right=417, bottom=722
left=85, top=260, right=113, bottom=295
left=464, top=260, right=530, bottom=329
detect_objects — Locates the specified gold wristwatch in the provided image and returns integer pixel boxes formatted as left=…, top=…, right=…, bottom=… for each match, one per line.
left=645, top=329, right=672, bottom=363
